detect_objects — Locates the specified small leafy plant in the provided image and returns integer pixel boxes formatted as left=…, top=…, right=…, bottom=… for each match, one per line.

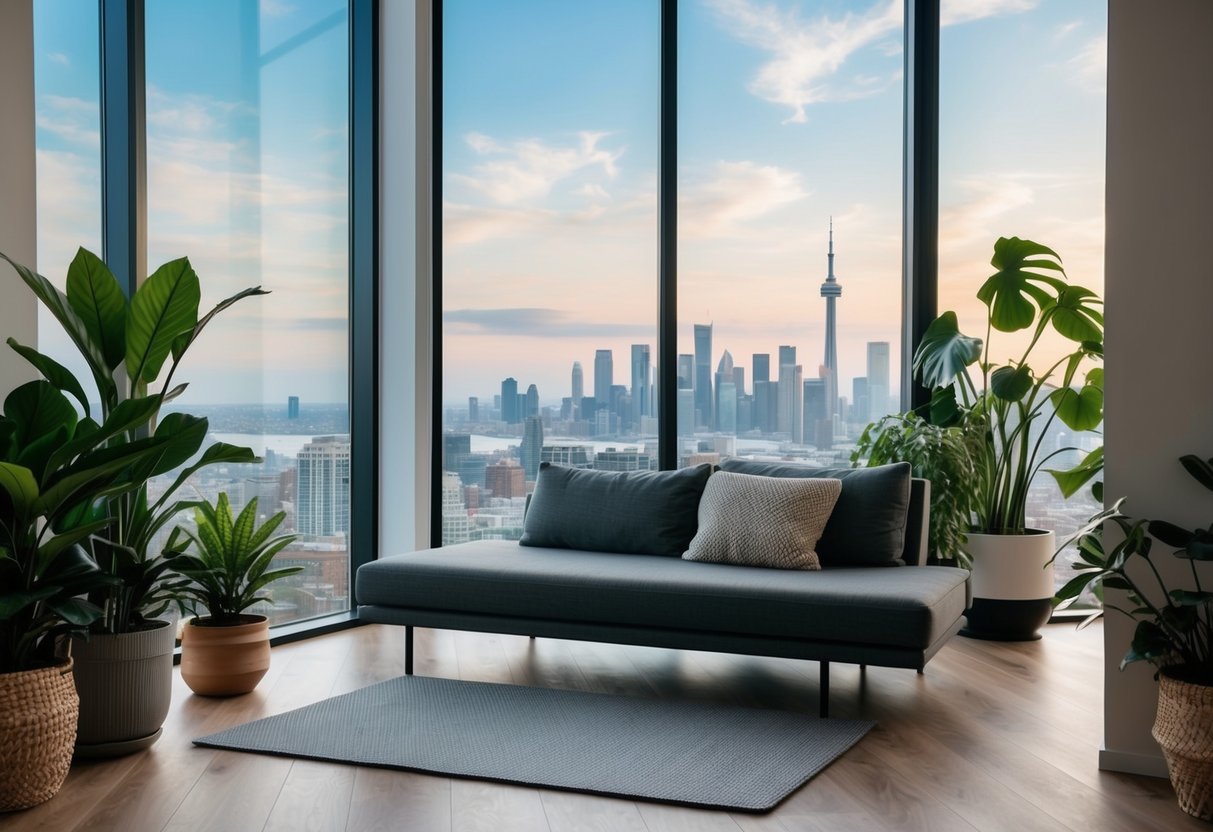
left=1053, top=454, right=1213, bottom=683
left=169, top=493, right=302, bottom=625
left=852, top=411, right=982, bottom=567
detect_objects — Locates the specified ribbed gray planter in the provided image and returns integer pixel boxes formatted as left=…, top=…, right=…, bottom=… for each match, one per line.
left=71, top=619, right=175, bottom=757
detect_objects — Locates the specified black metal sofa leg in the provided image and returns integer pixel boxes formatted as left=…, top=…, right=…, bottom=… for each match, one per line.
left=405, top=625, right=414, bottom=675
left=820, top=661, right=830, bottom=718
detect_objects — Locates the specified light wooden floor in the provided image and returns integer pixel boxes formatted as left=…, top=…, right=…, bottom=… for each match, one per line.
left=7, top=622, right=1201, bottom=832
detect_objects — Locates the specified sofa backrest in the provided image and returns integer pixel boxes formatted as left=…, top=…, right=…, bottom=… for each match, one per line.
left=902, top=478, right=931, bottom=566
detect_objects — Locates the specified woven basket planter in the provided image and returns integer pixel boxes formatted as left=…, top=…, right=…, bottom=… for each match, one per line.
left=1153, top=668, right=1213, bottom=821
left=0, top=659, right=79, bottom=812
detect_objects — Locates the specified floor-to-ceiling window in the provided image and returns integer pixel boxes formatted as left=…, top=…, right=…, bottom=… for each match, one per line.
left=31, top=0, right=367, bottom=631
left=143, top=1, right=353, bottom=625
left=939, top=0, right=1106, bottom=593
left=439, top=0, right=660, bottom=544
left=677, top=0, right=904, bottom=467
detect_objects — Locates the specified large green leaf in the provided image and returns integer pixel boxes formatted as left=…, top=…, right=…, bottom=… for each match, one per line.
left=991, top=365, right=1033, bottom=402
left=6, top=338, right=92, bottom=417
left=976, top=237, right=1068, bottom=333
left=0, top=252, right=116, bottom=405
left=171, top=285, right=268, bottom=364
left=44, top=395, right=161, bottom=474
left=125, top=257, right=200, bottom=384
left=66, top=248, right=127, bottom=372
left=913, top=312, right=983, bottom=390
left=1047, top=446, right=1104, bottom=499
left=1050, top=383, right=1104, bottom=431
left=1050, top=284, right=1104, bottom=344
left=145, top=413, right=209, bottom=477
left=155, top=441, right=259, bottom=508
left=1180, top=454, right=1213, bottom=493
left=4, top=381, right=77, bottom=449
left=0, top=462, right=39, bottom=516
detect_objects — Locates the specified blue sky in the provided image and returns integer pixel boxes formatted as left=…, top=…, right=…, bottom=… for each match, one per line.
left=27, top=0, right=1105, bottom=410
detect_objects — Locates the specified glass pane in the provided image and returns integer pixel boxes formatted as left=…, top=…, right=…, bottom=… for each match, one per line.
left=32, top=0, right=102, bottom=382
left=678, top=0, right=904, bottom=466
left=145, top=1, right=351, bottom=625
left=939, top=1, right=1106, bottom=592
left=440, top=0, right=660, bottom=544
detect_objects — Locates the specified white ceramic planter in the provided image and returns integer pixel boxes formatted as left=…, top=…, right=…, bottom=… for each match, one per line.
left=962, top=529, right=1056, bottom=641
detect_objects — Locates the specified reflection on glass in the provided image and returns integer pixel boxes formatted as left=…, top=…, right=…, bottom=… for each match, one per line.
left=677, top=0, right=904, bottom=467
left=939, top=0, right=1106, bottom=593
left=145, top=1, right=351, bottom=625
left=440, top=0, right=660, bottom=544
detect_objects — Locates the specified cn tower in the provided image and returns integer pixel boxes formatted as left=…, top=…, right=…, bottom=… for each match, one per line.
left=820, top=220, right=841, bottom=422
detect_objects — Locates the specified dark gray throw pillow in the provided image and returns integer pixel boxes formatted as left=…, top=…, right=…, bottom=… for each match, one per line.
left=520, top=463, right=713, bottom=556
left=718, top=459, right=911, bottom=567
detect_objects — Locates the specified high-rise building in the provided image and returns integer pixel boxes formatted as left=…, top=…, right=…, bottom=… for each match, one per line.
left=287, top=395, right=300, bottom=420
left=777, top=346, right=796, bottom=435
left=852, top=377, right=870, bottom=424
left=484, top=460, right=526, bottom=498
left=501, top=377, right=519, bottom=424
left=594, top=349, right=613, bottom=412
left=754, top=379, right=772, bottom=433
left=694, top=323, right=713, bottom=429
left=525, top=384, right=539, bottom=419
left=715, top=350, right=736, bottom=434
left=595, top=449, right=656, bottom=471
left=519, top=416, right=544, bottom=481
left=804, top=378, right=830, bottom=449
left=296, top=435, right=351, bottom=538
left=791, top=365, right=804, bottom=444
left=677, top=353, right=694, bottom=388
left=441, top=472, right=470, bottom=545
left=468, top=396, right=479, bottom=422
left=571, top=361, right=584, bottom=418
left=752, top=354, right=770, bottom=385
left=540, top=445, right=593, bottom=468
left=630, top=344, right=651, bottom=428
left=867, top=341, right=891, bottom=419
left=677, top=388, right=695, bottom=437
left=820, top=221, right=843, bottom=421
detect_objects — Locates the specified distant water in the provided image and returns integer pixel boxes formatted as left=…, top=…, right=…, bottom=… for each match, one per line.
left=209, top=433, right=318, bottom=458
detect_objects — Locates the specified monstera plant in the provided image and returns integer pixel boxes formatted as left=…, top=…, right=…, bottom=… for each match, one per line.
left=912, top=236, right=1104, bottom=640
left=1, top=247, right=267, bottom=754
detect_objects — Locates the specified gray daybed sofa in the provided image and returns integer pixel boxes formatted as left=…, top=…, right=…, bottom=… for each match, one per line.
left=357, top=460, right=971, bottom=716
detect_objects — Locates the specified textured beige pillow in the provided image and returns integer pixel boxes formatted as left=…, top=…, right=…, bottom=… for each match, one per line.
left=682, top=471, right=843, bottom=570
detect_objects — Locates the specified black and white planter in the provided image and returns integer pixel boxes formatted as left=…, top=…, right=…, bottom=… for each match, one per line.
left=960, top=529, right=1055, bottom=642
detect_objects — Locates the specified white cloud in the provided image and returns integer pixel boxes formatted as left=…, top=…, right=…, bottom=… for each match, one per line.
left=1067, top=35, right=1106, bottom=94
left=939, top=174, right=1037, bottom=250
left=451, top=131, right=624, bottom=205
left=704, top=0, right=902, bottom=124
left=707, top=0, right=1041, bottom=122
left=680, top=160, right=807, bottom=238
left=35, top=95, right=100, bottom=147
left=940, top=0, right=1039, bottom=26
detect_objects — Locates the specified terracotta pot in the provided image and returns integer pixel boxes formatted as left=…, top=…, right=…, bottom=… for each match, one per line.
left=180, top=614, right=271, bottom=696
left=0, top=659, right=78, bottom=811
left=1153, top=667, right=1213, bottom=821
left=960, top=529, right=1056, bottom=642
left=71, top=620, right=175, bottom=757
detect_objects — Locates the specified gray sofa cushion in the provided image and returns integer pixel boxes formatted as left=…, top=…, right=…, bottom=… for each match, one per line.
left=719, top=460, right=912, bottom=567
left=520, top=463, right=713, bottom=556
left=357, top=540, right=971, bottom=651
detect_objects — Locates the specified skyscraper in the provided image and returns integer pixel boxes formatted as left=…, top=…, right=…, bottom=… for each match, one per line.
left=525, top=384, right=539, bottom=419
left=777, top=346, right=796, bottom=435
left=594, top=349, right=613, bottom=413
left=867, top=341, right=891, bottom=419
left=501, top=377, right=519, bottom=424
left=694, top=323, right=713, bottom=429
left=519, top=416, right=544, bottom=481
left=820, top=220, right=842, bottom=421
left=752, top=353, right=770, bottom=385
left=287, top=395, right=300, bottom=419
left=677, top=354, right=694, bottom=388
left=468, top=396, right=479, bottom=422
left=715, top=350, right=736, bottom=434
left=571, top=361, right=584, bottom=417
left=630, top=344, right=651, bottom=427
left=296, top=435, right=351, bottom=538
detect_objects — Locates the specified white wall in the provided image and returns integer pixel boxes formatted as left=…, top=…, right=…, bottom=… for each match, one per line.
left=1102, top=0, right=1213, bottom=777
left=379, top=0, right=433, bottom=553
left=0, top=0, right=39, bottom=395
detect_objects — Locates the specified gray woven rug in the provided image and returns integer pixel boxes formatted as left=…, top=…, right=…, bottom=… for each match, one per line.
left=194, top=674, right=873, bottom=812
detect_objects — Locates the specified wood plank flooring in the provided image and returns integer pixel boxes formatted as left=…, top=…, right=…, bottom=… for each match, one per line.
left=5, top=622, right=1201, bottom=832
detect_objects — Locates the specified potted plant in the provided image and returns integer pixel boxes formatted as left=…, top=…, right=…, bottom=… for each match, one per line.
left=1053, top=453, right=1213, bottom=820
left=170, top=493, right=301, bottom=696
left=0, top=379, right=183, bottom=809
left=852, top=410, right=982, bottom=567
left=2, top=248, right=264, bottom=755
left=913, top=236, right=1104, bottom=640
